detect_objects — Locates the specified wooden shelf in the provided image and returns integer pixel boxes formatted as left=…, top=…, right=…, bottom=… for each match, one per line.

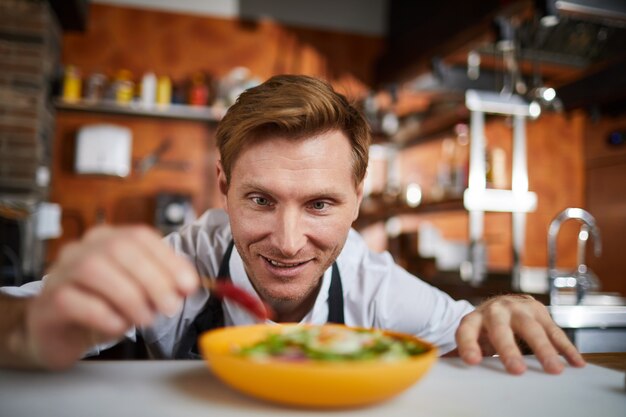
left=54, top=98, right=224, bottom=122
left=356, top=196, right=465, bottom=226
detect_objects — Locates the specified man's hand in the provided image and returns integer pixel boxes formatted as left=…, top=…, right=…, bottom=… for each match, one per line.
left=15, top=225, right=199, bottom=370
left=455, top=294, right=586, bottom=375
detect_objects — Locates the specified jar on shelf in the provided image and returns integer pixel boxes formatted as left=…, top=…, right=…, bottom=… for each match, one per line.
left=113, top=69, right=134, bottom=104
left=85, top=72, right=106, bottom=102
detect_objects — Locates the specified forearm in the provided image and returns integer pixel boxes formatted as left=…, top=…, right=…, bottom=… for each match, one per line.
left=0, top=293, right=41, bottom=369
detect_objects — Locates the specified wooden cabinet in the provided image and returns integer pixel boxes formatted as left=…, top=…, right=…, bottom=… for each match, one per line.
left=585, top=116, right=626, bottom=296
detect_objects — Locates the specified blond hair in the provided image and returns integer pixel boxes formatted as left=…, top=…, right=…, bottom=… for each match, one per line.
left=216, top=74, right=370, bottom=186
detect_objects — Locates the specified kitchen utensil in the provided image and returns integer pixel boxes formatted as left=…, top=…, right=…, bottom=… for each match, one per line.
left=136, top=139, right=170, bottom=176
left=200, top=277, right=273, bottom=321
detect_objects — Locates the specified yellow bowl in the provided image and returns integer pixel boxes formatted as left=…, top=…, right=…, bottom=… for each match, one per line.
left=198, top=324, right=438, bottom=408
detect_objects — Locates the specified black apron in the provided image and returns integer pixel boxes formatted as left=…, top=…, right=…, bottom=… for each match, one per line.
left=174, top=241, right=345, bottom=359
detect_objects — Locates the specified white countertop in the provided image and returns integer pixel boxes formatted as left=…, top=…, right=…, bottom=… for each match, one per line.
left=0, top=357, right=624, bottom=417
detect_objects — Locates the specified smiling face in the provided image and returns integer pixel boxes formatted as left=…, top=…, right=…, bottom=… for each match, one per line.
left=217, top=130, right=363, bottom=322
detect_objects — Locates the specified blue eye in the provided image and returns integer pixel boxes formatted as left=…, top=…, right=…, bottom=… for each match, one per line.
left=252, top=197, right=270, bottom=206
left=311, top=201, right=327, bottom=210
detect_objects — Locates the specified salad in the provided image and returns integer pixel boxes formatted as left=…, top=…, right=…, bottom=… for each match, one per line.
left=235, top=325, right=427, bottom=362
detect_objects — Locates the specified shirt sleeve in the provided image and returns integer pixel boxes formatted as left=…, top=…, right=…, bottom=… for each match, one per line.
left=0, top=279, right=44, bottom=297
left=0, top=278, right=134, bottom=358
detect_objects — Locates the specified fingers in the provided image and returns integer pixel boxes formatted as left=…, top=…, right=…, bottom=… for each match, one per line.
left=543, top=319, right=586, bottom=368
left=51, top=284, right=129, bottom=337
left=97, top=234, right=184, bottom=318
left=457, top=306, right=527, bottom=375
left=121, top=226, right=199, bottom=295
left=49, top=224, right=199, bottom=326
left=455, top=312, right=484, bottom=365
left=511, top=315, right=562, bottom=374
left=470, top=303, right=528, bottom=375
left=26, top=284, right=131, bottom=370
left=459, top=295, right=585, bottom=375
left=68, top=255, right=158, bottom=327
left=514, top=304, right=585, bottom=372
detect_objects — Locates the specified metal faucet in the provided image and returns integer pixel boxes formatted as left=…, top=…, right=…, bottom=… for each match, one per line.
left=547, top=208, right=602, bottom=305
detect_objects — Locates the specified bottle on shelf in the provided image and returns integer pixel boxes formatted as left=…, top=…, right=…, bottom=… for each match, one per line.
left=172, top=79, right=187, bottom=104
left=140, top=71, right=157, bottom=108
left=485, top=145, right=507, bottom=189
left=451, top=123, right=469, bottom=197
left=433, top=138, right=455, bottom=201
left=156, top=75, right=172, bottom=106
left=61, top=65, right=82, bottom=102
left=188, top=72, right=209, bottom=106
left=431, top=124, right=470, bottom=201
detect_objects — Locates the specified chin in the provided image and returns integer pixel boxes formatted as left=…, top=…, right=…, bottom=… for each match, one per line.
left=260, top=283, right=304, bottom=301
left=256, top=278, right=318, bottom=305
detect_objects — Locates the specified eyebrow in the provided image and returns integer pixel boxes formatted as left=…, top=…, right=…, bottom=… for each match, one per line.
left=239, top=180, right=348, bottom=202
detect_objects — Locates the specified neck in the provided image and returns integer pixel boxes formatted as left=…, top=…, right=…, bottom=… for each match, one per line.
left=267, top=282, right=322, bottom=323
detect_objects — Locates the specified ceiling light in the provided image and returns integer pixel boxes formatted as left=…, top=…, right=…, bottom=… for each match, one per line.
left=405, top=183, right=422, bottom=207
left=529, top=101, right=542, bottom=118
left=540, top=15, right=560, bottom=27
left=541, top=87, right=557, bottom=102
left=467, top=50, right=481, bottom=80
left=381, top=112, right=399, bottom=136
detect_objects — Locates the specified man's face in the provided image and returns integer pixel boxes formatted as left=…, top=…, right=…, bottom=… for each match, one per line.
left=218, top=130, right=363, bottom=317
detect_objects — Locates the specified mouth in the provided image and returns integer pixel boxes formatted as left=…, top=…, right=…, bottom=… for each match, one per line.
left=262, top=256, right=309, bottom=269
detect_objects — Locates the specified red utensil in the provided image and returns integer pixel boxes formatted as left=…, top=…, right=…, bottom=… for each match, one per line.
left=201, top=277, right=274, bottom=321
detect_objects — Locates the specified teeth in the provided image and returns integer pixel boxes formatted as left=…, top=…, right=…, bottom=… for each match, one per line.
left=267, top=258, right=301, bottom=268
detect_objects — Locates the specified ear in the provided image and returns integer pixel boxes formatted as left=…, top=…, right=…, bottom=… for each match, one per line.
left=353, top=180, right=364, bottom=221
left=216, top=160, right=229, bottom=210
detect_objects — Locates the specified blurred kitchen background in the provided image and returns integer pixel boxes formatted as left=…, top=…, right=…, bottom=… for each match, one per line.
left=1, top=0, right=625, bottom=316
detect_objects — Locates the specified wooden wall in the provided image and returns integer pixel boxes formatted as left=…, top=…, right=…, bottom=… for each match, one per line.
left=46, top=4, right=384, bottom=264
left=584, top=114, right=626, bottom=296
left=48, top=113, right=218, bottom=252
left=60, top=4, right=383, bottom=97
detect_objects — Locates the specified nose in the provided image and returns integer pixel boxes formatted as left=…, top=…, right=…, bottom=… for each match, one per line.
left=272, top=206, right=306, bottom=257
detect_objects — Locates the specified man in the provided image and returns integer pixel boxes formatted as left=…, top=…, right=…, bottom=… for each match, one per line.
left=0, top=75, right=584, bottom=374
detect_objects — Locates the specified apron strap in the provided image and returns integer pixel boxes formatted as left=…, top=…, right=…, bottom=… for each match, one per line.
left=327, top=262, right=345, bottom=324
left=174, top=241, right=234, bottom=359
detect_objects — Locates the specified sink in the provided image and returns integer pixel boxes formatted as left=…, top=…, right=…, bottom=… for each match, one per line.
left=550, top=305, right=626, bottom=328
left=549, top=305, right=626, bottom=353
left=551, top=292, right=626, bottom=306
left=549, top=292, right=626, bottom=353
left=549, top=291, right=626, bottom=329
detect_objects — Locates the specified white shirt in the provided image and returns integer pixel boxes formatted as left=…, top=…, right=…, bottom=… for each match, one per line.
left=1, top=209, right=474, bottom=358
